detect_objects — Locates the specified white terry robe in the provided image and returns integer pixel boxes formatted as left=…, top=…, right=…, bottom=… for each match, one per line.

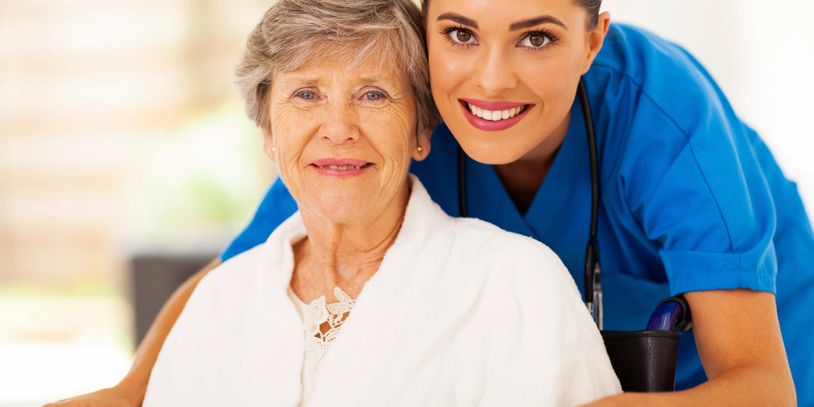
left=143, top=177, right=621, bottom=406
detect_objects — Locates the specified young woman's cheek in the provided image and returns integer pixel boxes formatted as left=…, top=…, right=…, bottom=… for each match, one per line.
left=428, top=37, right=475, bottom=93
left=523, top=56, right=575, bottom=101
left=432, top=50, right=474, bottom=80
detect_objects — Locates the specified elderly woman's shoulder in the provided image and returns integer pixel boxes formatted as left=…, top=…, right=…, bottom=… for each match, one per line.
left=448, top=216, right=571, bottom=282
left=439, top=216, right=594, bottom=342
left=194, top=243, right=271, bottom=299
left=451, top=216, right=558, bottom=258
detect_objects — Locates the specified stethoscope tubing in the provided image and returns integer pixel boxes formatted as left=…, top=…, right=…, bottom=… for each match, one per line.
left=457, top=77, right=604, bottom=326
left=456, top=79, right=691, bottom=333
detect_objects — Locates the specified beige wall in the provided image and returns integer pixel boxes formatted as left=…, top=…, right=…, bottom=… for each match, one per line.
left=0, top=0, right=271, bottom=287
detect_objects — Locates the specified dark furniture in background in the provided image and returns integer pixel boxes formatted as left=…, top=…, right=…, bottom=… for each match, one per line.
left=129, top=253, right=215, bottom=346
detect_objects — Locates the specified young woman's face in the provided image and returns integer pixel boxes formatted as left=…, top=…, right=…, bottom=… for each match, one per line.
left=426, top=0, right=607, bottom=164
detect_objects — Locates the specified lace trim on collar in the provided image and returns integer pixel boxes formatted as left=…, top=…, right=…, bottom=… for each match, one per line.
left=296, top=287, right=355, bottom=347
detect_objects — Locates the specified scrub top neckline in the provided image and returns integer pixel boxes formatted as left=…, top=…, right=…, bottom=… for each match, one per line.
left=470, top=97, right=588, bottom=240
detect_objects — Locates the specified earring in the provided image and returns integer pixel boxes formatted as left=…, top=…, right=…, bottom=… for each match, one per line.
left=271, top=146, right=277, bottom=153
left=417, top=145, right=423, bottom=153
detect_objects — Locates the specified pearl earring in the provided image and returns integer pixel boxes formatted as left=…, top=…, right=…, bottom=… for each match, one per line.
left=417, top=145, right=424, bottom=153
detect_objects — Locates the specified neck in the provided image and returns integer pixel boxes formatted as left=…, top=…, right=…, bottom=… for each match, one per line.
left=291, top=181, right=410, bottom=299
left=494, top=111, right=570, bottom=213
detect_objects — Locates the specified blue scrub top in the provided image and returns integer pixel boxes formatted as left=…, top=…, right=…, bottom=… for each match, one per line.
left=222, top=24, right=814, bottom=401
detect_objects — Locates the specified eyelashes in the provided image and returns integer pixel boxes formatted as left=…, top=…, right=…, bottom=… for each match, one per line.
left=441, top=25, right=478, bottom=47
left=519, top=29, right=559, bottom=49
left=439, top=24, right=559, bottom=52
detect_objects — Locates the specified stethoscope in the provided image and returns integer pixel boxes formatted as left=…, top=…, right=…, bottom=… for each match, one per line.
left=456, top=78, right=689, bottom=331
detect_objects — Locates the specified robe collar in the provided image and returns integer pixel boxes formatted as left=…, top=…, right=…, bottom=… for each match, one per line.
left=254, top=175, right=455, bottom=405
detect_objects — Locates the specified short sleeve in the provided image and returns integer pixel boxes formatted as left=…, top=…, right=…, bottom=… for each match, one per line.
left=221, top=177, right=298, bottom=261
left=621, top=88, right=778, bottom=296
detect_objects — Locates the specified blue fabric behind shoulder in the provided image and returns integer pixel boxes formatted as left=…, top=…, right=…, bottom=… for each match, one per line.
left=221, top=178, right=297, bottom=261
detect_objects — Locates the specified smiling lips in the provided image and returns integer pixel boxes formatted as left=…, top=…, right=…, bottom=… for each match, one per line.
left=460, top=99, right=534, bottom=132
left=311, top=158, right=373, bottom=178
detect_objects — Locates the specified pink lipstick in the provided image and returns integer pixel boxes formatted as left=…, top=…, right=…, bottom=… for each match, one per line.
left=459, top=98, right=534, bottom=132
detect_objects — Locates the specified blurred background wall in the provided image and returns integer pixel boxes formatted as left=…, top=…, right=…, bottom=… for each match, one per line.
left=0, top=1, right=273, bottom=404
left=1, top=0, right=812, bottom=405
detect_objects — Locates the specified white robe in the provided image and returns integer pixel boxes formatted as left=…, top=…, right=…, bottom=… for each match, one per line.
left=143, top=177, right=621, bottom=406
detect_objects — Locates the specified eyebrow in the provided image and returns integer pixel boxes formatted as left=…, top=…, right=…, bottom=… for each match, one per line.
left=357, top=76, right=387, bottom=85
left=436, top=12, right=568, bottom=32
left=279, top=77, right=324, bottom=87
left=436, top=12, right=478, bottom=29
left=509, top=15, right=568, bottom=31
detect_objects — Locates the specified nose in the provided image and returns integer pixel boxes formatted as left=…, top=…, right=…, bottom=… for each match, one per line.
left=472, top=47, right=518, bottom=97
left=318, top=100, right=360, bottom=145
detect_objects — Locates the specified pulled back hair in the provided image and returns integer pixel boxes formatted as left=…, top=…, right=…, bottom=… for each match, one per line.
left=421, top=0, right=603, bottom=29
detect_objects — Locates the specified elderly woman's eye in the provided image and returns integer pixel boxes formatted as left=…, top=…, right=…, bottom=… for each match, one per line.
left=294, top=89, right=319, bottom=100
left=363, top=90, right=387, bottom=101
left=518, top=30, right=557, bottom=50
left=442, top=26, right=478, bottom=47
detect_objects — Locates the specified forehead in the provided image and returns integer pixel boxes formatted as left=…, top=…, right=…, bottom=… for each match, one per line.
left=427, top=0, right=584, bottom=26
left=275, top=53, right=408, bottom=88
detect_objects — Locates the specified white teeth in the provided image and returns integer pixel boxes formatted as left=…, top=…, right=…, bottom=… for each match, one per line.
left=325, top=165, right=362, bottom=170
left=467, top=103, right=524, bottom=121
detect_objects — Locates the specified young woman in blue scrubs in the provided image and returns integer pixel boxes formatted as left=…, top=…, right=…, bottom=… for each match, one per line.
left=51, top=0, right=810, bottom=405
left=225, top=2, right=809, bottom=403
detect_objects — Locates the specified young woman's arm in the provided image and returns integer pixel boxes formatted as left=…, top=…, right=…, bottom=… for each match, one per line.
left=45, top=258, right=222, bottom=407
left=584, top=289, right=796, bottom=406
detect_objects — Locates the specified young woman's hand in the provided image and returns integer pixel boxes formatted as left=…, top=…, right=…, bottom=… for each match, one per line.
left=580, top=392, right=653, bottom=407
left=42, top=382, right=143, bottom=407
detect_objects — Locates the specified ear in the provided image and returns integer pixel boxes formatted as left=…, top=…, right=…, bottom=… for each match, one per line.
left=582, top=12, right=611, bottom=74
left=262, top=128, right=277, bottom=162
left=411, top=127, right=433, bottom=162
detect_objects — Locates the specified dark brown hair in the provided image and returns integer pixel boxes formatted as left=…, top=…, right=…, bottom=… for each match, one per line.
left=421, top=0, right=602, bottom=29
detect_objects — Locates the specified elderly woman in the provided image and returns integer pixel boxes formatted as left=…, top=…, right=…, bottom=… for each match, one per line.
left=141, top=0, right=619, bottom=405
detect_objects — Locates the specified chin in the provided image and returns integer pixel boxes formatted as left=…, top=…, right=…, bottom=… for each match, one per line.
left=310, top=192, right=371, bottom=223
left=458, top=139, right=528, bottom=165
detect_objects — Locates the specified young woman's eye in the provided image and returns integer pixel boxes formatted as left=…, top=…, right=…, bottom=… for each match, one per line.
left=294, top=89, right=319, bottom=100
left=443, top=27, right=478, bottom=46
left=518, top=31, right=555, bottom=49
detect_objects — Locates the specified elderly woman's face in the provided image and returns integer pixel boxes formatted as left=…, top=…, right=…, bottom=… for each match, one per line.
left=265, top=56, right=426, bottom=225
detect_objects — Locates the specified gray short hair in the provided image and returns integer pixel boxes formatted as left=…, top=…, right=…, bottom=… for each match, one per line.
left=235, top=0, right=437, bottom=133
